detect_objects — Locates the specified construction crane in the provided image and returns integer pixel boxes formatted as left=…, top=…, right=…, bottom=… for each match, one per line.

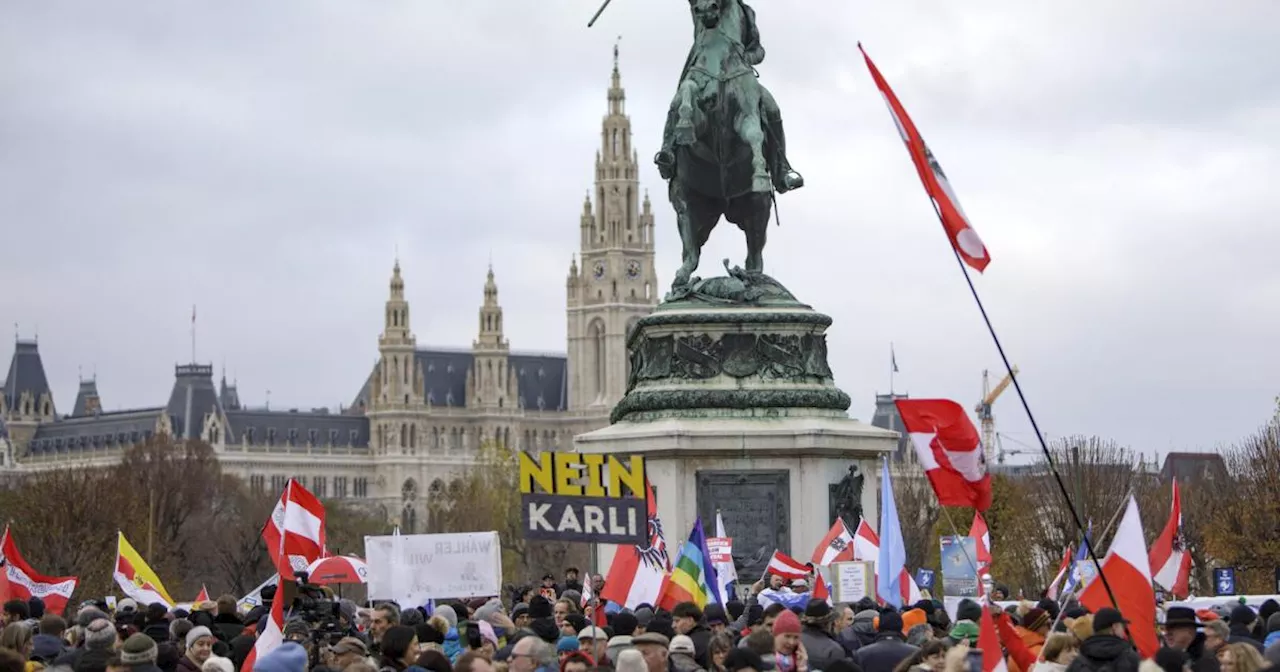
left=976, top=366, right=1018, bottom=462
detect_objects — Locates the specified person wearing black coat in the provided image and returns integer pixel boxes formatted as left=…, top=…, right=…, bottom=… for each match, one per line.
left=1227, top=606, right=1264, bottom=653
left=854, top=612, right=918, bottom=672
left=1162, top=607, right=1219, bottom=672
left=1065, top=609, right=1142, bottom=672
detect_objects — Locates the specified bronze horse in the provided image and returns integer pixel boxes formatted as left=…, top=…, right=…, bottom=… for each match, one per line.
left=655, top=0, right=803, bottom=298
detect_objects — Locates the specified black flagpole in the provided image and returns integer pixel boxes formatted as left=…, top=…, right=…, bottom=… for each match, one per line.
left=945, top=243, right=1121, bottom=611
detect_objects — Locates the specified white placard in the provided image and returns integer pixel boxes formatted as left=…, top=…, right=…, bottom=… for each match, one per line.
left=831, top=561, right=875, bottom=604
left=365, top=531, right=502, bottom=604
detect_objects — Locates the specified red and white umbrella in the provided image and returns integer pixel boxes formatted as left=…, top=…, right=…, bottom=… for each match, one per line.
left=304, top=555, right=369, bottom=584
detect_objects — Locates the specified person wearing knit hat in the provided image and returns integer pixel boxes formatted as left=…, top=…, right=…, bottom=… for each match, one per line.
left=79, top=608, right=112, bottom=629
left=772, top=611, right=803, bottom=672
left=900, top=609, right=927, bottom=636
left=282, top=619, right=310, bottom=644
left=86, top=619, right=120, bottom=652
left=949, top=621, right=979, bottom=647
left=1012, top=607, right=1051, bottom=671
left=251, top=641, right=308, bottom=672
left=120, top=632, right=159, bottom=668
left=202, top=655, right=235, bottom=672
left=185, top=626, right=215, bottom=671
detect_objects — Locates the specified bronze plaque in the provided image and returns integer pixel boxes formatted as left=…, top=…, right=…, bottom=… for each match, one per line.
left=696, top=470, right=789, bottom=581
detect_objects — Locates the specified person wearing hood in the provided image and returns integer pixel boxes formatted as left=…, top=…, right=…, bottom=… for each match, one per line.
left=1263, top=613, right=1280, bottom=668
left=854, top=611, right=918, bottom=672
left=840, top=608, right=879, bottom=654
left=252, top=642, right=308, bottom=672
left=1162, top=607, right=1218, bottom=672
left=1226, top=606, right=1263, bottom=653
left=797, top=602, right=846, bottom=672
left=1063, top=608, right=1140, bottom=672
left=30, top=616, right=66, bottom=665
left=434, top=606, right=462, bottom=662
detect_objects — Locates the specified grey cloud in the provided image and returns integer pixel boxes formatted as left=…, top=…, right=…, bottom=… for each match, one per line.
left=1, top=0, right=1277, bottom=453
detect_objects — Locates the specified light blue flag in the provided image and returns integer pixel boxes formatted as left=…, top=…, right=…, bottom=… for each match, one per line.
left=877, top=459, right=908, bottom=607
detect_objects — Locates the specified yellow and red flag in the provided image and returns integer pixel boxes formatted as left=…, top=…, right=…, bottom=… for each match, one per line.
left=114, top=532, right=174, bottom=608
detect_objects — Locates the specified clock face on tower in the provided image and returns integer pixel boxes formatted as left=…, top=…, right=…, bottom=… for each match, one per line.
left=626, top=260, right=641, bottom=280
left=593, top=260, right=606, bottom=280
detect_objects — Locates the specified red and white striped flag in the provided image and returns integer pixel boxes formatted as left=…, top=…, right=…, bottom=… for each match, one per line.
left=810, top=519, right=856, bottom=566
left=0, top=527, right=78, bottom=615
left=262, top=478, right=326, bottom=580
left=895, top=399, right=993, bottom=511
left=765, top=551, right=810, bottom=582
left=850, top=519, right=923, bottom=606
left=242, top=589, right=285, bottom=671
left=1080, top=496, right=1158, bottom=657
left=1148, top=479, right=1192, bottom=599
left=1045, top=546, right=1072, bottom=599
left=859, top=44, right=990, bottom=272
left=971, top=512, right=991, bottom=595
left=978, top=607, right=1009, bottom=672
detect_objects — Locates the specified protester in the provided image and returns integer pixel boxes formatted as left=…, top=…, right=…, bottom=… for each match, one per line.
left=1064, top=608, right=1140, bottom=672
left=855, top=611, right=917, bottom=672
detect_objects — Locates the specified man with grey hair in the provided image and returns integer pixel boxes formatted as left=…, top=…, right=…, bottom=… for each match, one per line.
left=510, top=636, right=556, bottom=672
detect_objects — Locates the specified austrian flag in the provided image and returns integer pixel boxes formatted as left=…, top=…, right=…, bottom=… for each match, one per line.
left=859, top=44, right=990, bottom=272
left=895, top=399, right=993, bottom=511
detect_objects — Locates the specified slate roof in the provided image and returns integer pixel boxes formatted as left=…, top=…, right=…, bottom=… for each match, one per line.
left=3, top=340, right=53, bottom=414
left=349, top=347, right=569, bottom=412
left=166, top=364, right=223, bottom=440
left=870, top=392, right=910, bottom=459
left=219, top=376, right=241, bottom=411
left=510, top=352, right=569, bottom=411
left=224, top=409, right=369, bottom=449
left=71, top=379, right=100, bottom=417
left=28, top=408, right=164, bottom=455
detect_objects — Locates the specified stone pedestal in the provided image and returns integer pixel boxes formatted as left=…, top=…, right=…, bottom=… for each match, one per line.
left=574, top=272, right=897, bottom=579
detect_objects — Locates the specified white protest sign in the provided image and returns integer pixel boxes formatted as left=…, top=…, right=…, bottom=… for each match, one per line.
left=831, top=561, right=874, bottom=604
left=365, top=531, right=502, bottom=604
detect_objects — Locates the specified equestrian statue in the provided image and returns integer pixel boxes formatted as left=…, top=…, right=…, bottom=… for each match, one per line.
left=653, top=0, right=804, bottom=299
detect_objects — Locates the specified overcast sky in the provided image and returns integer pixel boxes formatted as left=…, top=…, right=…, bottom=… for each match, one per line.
left=2, top=1, right=1277, bottom=458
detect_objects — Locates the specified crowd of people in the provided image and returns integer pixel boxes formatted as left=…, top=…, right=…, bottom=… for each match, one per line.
left=1, top=568, right=1279, bottom=672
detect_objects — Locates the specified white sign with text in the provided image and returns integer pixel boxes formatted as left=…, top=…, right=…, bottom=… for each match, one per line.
left=365, top=531, right=502, bottom=604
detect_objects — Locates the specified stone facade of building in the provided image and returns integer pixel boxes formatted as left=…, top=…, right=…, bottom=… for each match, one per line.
left=0, top=56, right=658, bottom=530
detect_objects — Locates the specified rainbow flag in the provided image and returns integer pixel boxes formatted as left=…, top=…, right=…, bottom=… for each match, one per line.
left=656, top=518, right=721, bottom=610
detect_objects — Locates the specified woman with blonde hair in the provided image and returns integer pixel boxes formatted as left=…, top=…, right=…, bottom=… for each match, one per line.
left=1217, top=642, right=1266, bottom=672
left=1031, top=633, right=1078, bottom=672
left=0, top=624, right=41, bottom=672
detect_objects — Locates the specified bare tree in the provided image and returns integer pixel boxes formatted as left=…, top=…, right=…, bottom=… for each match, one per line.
left=1201, top=418, right=1280, bottom=593
left=432, top=442, right=585, bottom=584
left=0, top=466, right=124, bottom=596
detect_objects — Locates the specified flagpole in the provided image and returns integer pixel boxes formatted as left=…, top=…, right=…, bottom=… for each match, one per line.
left=889, top=343, right=895, bottom=394
left=944, top=246, right=1120, bottom=611
left=937, top=506, right=984, bottom=598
